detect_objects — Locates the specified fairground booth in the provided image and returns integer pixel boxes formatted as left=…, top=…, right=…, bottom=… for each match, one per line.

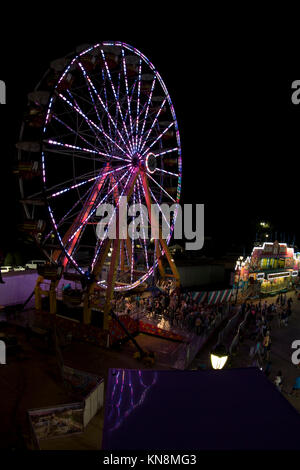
left=235, top=241, right=300, bottom=298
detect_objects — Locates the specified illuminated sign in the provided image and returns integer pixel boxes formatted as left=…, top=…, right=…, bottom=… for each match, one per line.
left=267, top=272, right=291, bottom=280
left=256, top=273, right=265, bottom=280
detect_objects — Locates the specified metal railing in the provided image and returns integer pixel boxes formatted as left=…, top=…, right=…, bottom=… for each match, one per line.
left=229, top=310, right=250, bottom=354
left=216, top=306, right=241, bottom=345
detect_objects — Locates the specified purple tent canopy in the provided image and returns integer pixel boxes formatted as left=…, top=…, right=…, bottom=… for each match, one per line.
left=102, top=368, right=300, bottom=450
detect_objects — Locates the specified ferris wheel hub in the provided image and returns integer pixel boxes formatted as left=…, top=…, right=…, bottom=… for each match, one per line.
left=131, top=153, right=142, bottom=167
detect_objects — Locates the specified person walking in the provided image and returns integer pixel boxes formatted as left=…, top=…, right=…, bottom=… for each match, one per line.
left=282, top=309, right=288, bottom=327
left=263, top=331, right=271, bottom=361
left=251, top=306, right=256, bottom=325
left=290, top=376, right=300, bottom=397
left=278, top=310, right=282, bottom=328
left=274, top=371, right=283, bottom=392
left=195, top=316, right=201, bottom=335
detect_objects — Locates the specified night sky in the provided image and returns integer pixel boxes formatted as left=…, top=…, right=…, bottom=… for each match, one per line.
left=0, top=24, right=298, bottom=257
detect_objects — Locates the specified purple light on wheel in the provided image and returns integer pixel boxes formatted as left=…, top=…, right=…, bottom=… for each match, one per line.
left=40, top=41, right=182, bottom=290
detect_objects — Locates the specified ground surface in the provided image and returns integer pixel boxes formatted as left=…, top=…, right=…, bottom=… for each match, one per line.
left=0, top=315, right=169, bottom=450
left=2, top=294, right=300, bottom=449
left=191, top=291, right=300, bottom=412
left=229, top=291, right=300, bottom=412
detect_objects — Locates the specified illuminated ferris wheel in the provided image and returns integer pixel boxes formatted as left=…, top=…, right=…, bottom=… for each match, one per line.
left=16, top=41, right=182, bottom=295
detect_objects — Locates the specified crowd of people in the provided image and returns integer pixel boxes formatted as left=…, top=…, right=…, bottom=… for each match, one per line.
left=112, top=286, right=232, bottom=338
left=242, top=292, right=296, bottom=393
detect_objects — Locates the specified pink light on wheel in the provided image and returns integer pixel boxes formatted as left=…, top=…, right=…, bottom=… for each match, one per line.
left=37, top=41, right=182, bottom=290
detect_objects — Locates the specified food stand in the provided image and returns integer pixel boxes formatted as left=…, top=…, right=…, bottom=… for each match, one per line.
left=235, top=241, right=300, bottom=297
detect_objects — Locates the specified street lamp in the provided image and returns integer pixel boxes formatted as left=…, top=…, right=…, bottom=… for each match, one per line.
left=210, top=344, right=228, bottom=370
left=235, top=256, right=245, bottom=304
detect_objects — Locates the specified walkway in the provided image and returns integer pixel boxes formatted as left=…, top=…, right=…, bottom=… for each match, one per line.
left=230, top=291, right=300, bottom=412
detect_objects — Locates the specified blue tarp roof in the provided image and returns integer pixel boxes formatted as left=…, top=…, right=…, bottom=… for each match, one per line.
left=102, top=368, right=300, bottom=450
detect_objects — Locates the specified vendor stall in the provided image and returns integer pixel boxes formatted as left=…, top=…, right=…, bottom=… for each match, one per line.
left=235, top=241, right=300, bottom=297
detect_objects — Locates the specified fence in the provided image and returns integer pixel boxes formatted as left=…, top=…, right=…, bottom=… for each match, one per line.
left=84, top=379, right=104, bottom=427
left=216, top=305, right=242, bottom=347
left=27, top=325, right=105, bottom=449
left=172, top=304, right=233, bottom=370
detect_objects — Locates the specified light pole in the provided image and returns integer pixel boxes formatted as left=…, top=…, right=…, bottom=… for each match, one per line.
left=210, top=344, right=229, bottom=370
left=235, top=256, right=245, bottom=304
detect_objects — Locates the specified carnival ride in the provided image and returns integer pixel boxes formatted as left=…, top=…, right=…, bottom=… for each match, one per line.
left=15, top=42, right=182, bottom=337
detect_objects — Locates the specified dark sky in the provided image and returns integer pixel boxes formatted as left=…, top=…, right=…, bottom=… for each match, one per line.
left=0, top=23, right=298, bottom=256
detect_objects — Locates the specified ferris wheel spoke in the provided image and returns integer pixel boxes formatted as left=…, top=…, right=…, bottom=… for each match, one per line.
left=48, top=164, right=114, bottom=223
left=74, top=68, right=113, bottom=153
left=124, top=93, right=153, bottom=151
left=137, top=76, right=157, bottom=150
left=102, top=70, right=113, bottom=154
left=67, top=94, right=112, bottom=154
left=69, top=169, right=131, bottom=245
left=44, top=138, right=130, bottom=163
left=141, top=121, right=174, bottom=156
left=135, top=59, right=142, bottom=151
left=155, top=167, right=179, bottom=178
left=152, top=147, right=179, bottom=159
left=63, top=166, right=116, bottom=261
left=57, top=90, right=129, bottom=158
left=130, top=184, right=136, bottom=284
left=112, top=72, right=124, bottom=149
left=147, top=172, right=176, bottom=203
left=45, top=178, right=101, bottom=243
left=43, top=181, right=94, bottom=244
left=45, top=170, right=97, bottom=198
left=43, top=167, right=97, bottom=196
left=51, top=114, right=105, bottom=155
left=77, top=59, right=132, bottom=156
left=137, top=180, right=149, bottom=271
left=100, top=49, right=133, bottom=155
left=121, top=49, right=134, bottom=146
left=91, top=170, right=134, bottom=270
left=139, top=97, right=167, bottom=154
left=47, top=164, right=130, bottom=199
left=44, top=146, right=108, bottom=163
left=69, top=86, right=128, bottom=157
left=127, top=88, right=154, bottom=148
left=59, top=89, right=113, bottom=153
left=148, top=185, right=171, bottom=230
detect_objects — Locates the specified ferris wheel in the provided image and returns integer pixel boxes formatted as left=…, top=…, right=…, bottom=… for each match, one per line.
left=16, top=41, right=182, bottom=296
